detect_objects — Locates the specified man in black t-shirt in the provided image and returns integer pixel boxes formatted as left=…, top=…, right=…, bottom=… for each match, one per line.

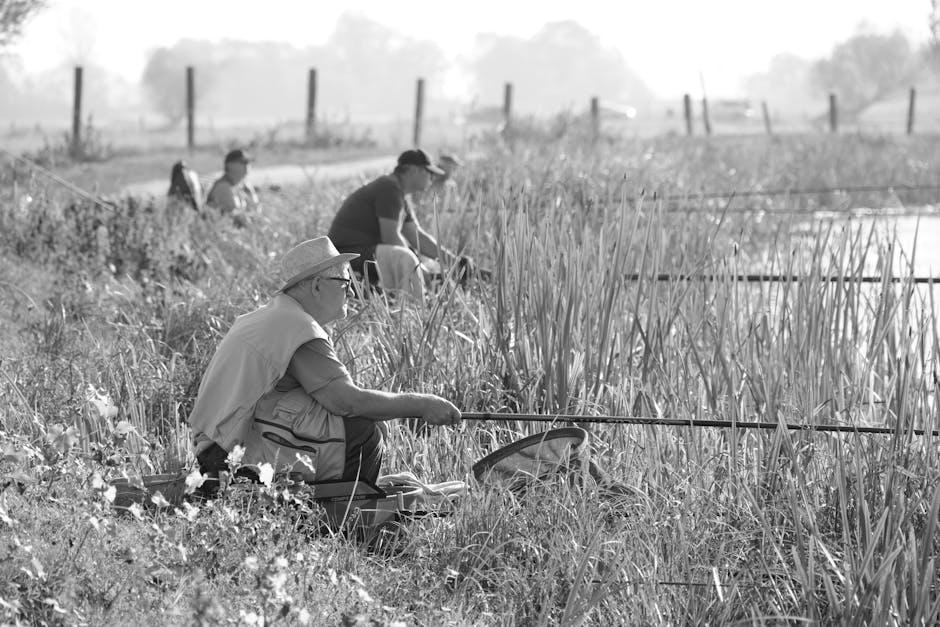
left=329, top=149, right=456, bottom=300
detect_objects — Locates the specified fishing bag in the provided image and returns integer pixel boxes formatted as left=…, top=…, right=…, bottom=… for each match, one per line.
left=167, top=160, right=203, bottom=211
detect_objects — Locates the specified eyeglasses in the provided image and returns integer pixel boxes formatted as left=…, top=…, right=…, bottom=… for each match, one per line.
left=324, top=277, right=352, bottom=294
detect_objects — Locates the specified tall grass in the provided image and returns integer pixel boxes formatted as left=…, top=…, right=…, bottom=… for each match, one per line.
left=3, top=131, right=940, bottom=623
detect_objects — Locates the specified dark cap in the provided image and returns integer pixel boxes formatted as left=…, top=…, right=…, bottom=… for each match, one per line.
left=224, top=149, right=252, bottom=165
left=397, top=149, right=445, bottom=175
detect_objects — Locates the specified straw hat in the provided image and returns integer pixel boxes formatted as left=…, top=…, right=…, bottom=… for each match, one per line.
left=277, top=237, right=359, bottom=292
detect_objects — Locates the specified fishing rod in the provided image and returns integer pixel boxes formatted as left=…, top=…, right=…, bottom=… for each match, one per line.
left=0, top=147, right=116, bottom=212
left=462, top=412, right=940, bottom=436
left=657, top=183, right=940, bottom=202
left=664, top=205, right=940, bottom=216
left=623, top=273, right=940, bottom=285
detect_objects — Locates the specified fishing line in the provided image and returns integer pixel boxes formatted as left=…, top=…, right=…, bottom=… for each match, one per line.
left=0, top=146, right=116, bottom=212
left=593, top=578, right=775, bottom=592
left=623, top=273, right=940, bottom=284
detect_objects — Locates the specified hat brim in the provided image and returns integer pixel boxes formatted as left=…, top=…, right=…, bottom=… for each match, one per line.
left=425, top=164, right=445, bottom=175
left=278, top=252, right=359, bottom=292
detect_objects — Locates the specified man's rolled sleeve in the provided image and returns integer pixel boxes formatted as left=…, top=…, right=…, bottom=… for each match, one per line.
left=286, top=338, right=352, bottom=394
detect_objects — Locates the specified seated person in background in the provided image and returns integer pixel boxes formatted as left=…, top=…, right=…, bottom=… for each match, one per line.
left=188, top=236, right=462, bottom=488
left=328, top=149, right=465, bottom=300
left=206, top=148, right=260, bottom=225
left=167, top=160, right=203, bottom=212
left=415, top=152, right=462, bottom=219
left=431, top=153, right=461, bottom=195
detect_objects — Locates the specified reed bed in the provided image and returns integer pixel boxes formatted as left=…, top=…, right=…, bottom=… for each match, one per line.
left=3, top=132, right=940, bottom=624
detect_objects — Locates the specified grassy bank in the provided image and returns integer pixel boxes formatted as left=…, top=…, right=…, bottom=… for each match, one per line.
left=3, top=130, right=940, bottom=624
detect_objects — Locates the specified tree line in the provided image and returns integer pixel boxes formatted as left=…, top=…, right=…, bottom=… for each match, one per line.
left=0, top=3, right=938, bottom=127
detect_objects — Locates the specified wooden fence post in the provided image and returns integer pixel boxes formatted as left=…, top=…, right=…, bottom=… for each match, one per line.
left=907, top=87, right=916, bottom=135
left=590, top=96, right=600, bottom=142
left=683, top=94, right=693, bottom=136
left=306, top=68, right=317, bottom=143
left=761, top=101, right=772, bottom=135
left=828, top=93, right=837, bottom=133
left=701, top=96, right=712, bottom=136
left=503, top=82, right=513, bottom=130
left=71, top=66, right=83, bottom=157
left=186, top=66, right=195, bottom=151
left=413, top=77, right=425, bottom=148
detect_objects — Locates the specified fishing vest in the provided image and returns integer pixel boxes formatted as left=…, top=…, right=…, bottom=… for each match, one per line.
left=188, top=294, right=346, bottom=481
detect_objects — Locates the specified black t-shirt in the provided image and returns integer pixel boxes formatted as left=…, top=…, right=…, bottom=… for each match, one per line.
left=328, top=174, right=414, bottom=259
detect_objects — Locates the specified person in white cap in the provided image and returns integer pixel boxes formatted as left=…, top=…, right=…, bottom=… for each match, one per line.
left=187, top=236, right=462, bottom=491
left=412, top=152, right=462, bottom=224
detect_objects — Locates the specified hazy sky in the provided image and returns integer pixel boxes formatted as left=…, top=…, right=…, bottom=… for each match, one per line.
left=8, top=0, right=932, bottom=98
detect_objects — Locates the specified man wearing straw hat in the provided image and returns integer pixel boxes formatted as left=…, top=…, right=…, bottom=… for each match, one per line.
left=328, top=149, right=463, bottom=300
left=188, top=236, right=462, bottom=488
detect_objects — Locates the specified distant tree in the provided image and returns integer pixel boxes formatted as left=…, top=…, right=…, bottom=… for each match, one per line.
left=468, top=21, right=654, bottom=115
left=0, top=0, right=45, bottom=48
left=743, top=54, right=816, bottom=117
left=138, top=14, right=446, bottom=125
left=811, top=29, right=917, bottom=117
left=141, top=40, right=222, bottom=126
left=929, top=0, right=940, bottom=72
left=932, top=0, right=939, bottom=43
left=318, top=13, right=446, bottom=118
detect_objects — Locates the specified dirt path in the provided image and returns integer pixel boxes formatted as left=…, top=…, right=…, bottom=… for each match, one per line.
left=120, top=154, right=397, bottom=198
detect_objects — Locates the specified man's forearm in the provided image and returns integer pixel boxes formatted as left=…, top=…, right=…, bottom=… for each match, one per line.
left=417, top=228, right=455, bottom=261
left=346, top=388, right=442, bottom=420
left=312, top=378, right=460, bottom=426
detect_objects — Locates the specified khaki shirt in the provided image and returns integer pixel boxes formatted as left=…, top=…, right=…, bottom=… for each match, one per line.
left=206, top=176, right=260, bottom=214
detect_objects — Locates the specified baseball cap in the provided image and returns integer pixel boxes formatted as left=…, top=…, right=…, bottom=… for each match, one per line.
left=224, top=149, right=252, bottom=164
left=397, top=149, right=445, bottom=175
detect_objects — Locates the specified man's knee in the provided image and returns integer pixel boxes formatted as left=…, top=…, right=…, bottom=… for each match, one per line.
left=380, top=245, right=421, bottom=273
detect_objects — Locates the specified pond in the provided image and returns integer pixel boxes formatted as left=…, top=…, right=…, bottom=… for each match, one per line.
left=798, top=206, right=940, bottom=277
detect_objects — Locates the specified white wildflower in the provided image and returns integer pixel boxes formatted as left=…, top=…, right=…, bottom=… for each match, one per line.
left=175, top=502, right=200, bottom=522
left=150, top=492, right=171, bottom=508
left=86, top=385, right=118, bottom=420
left=113, top=421, right=135, bottom=436
left=126, top=503, right=144, bottom=521
left=226, top=444, right=245, bottom=466
left=184, top=468, right=206, bottom=494
left=257, top=463, right=274, bottom=487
